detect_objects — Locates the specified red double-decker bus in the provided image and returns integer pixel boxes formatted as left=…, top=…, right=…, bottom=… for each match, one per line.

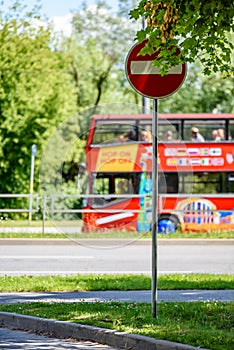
left=82, top=113, right=234, bottom=233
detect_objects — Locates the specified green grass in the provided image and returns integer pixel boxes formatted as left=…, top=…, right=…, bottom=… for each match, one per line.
left=0, top=218, right=234, bottom=239
left=0, top=231, right=234, bottom=239
left=1, top=274, right=233, bottom=349
left=0, top=273, right=233, bottom=292
left=0, top=233, right=68, bottom=239
left=1, top=219, right=234, bottom=238
left=0, top=301, right=233, bottom=350
left=0, top=220, right=82, bottom=227
left=159, top=231, right=234, bottom=239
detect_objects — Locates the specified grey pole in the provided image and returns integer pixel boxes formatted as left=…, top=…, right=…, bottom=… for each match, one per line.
left=28, top=144, right=37, bottom=225
left=42, top=195, right=46, bottom=235
left=151, top=99, right=158, bottom=317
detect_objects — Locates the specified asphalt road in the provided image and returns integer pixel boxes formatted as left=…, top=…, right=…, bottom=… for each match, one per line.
left=0, top=239, right=233, bottom=275
left=0, top=289, right=234, bottom=304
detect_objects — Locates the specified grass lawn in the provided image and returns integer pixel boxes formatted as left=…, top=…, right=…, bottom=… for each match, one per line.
left=0, top=301, right=233, bottom=350
left=0, top=222, right=233, bottom=348
left=0, top=274, right=233, bottom=349
left=0, top=273, right=233, bottom=292
left=0, top=230, right=234, bottom=239
left=1, top=219, right=234, bottom=238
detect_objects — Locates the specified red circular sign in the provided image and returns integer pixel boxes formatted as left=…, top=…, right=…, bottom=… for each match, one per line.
left=125, top=40, right=187, bottom=99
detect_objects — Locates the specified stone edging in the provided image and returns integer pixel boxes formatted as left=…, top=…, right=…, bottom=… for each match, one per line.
left=0, top=312, right=208, bottom=350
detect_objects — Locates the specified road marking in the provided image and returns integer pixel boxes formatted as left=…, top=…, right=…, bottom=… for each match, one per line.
left=0, top=271, right=152, bottom=276
left=0, top=256, right=94, bottom=259
left=0, top=270, right=195, bottom=276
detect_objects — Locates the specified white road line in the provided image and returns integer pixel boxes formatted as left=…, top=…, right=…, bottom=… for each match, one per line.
left=0, top=271, right=193, bottom=275
left=0, top=256, right=94, bottom=259
left=0, top=271, right=151, bottom=275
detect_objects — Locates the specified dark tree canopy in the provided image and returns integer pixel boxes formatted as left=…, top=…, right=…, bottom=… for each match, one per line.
left=130, top=0, right=234, bottom=75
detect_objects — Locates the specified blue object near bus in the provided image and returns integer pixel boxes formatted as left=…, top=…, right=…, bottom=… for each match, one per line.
left=158, top=219, right=175, bottom=234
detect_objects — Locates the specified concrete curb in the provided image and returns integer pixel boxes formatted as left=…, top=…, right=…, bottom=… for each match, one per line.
left=0, top=312, right=208, bottom=350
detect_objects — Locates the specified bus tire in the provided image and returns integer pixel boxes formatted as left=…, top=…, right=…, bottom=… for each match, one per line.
left=158, top=214, right=180, bottom=234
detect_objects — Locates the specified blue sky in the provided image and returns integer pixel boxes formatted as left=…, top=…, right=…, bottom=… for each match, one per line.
left=2, top=0, right=119, bottom=18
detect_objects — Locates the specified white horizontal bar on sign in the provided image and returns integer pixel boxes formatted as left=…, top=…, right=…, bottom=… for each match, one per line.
left=130, top=61, right=182, bottom=75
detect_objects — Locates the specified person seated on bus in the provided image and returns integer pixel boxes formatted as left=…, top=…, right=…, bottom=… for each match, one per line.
left=115, top=180, right=128, bottom=194
left=191, top=127, right=205, bottom=142
left=211, top=129, right=221, bottom=141
left=117, top=134, right=126, bottom=143
left=140, top=130, right=152, bottom=142
left=217, top=128, right=225, bottom=140
left=125, top=129, right=137, bottom=141
left=164, top=130, right=173, bottom=141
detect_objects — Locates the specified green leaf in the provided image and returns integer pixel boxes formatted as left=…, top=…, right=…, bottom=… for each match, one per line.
left=129, top=9, right=139, bottom=20
left=181, top=37, right=198, bottom=50
left=136, top=29, right=147, bottom=43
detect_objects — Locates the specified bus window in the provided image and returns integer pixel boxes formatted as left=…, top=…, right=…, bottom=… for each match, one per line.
left=138, top=121, right=152, bottom=141
left=178, top=172, right=228, bottom=194
left=92, top=121, right=136, bottom=144
left=229, top=121, right=234, bottom=140
left=91, top=174, right=111, bottom=207
left=159, top=173, right=179, bottom=193
left=115, top=178, right=131, bottom=194
left=91, top=173, right=140, bottom=207
left=138, top=121, right=152, bottom=135
left=114, top=175, right=139, bottom=195
left=227, top=173, right=234, bottom=192
left=183, top=120, right=226, bottom=141
left=158, top=123, right=180, bottom=142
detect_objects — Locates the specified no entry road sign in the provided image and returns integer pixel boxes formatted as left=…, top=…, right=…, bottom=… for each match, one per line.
left=125, top=39, right=187, bottom=99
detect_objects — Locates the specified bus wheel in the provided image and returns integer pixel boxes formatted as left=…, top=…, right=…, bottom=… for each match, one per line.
left=158, top=215, right=179, bottom=234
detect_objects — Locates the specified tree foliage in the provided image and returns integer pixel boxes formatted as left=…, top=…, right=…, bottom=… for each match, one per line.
left=0, top=0, right=234, bottom=218
left=159, top=64, right=234, bottom=113
left=130, top=0, right=234, bottom=75
left=65, top=0, right=139, bottom=111
left=0, top=3, right=77, bottom=209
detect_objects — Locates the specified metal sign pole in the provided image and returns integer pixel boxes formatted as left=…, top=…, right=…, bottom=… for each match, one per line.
left=28, top=144, right=37, bottom=225
left=151, top=98, right=158, bottom=317
left=125, top=38, right=186, bottom=318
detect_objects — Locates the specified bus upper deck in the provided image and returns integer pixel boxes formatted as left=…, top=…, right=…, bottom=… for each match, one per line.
left=87, top=113, right=234, bottom=146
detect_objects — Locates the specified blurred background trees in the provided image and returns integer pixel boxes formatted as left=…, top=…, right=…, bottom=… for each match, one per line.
left=0, top=0, right=233, bottom=216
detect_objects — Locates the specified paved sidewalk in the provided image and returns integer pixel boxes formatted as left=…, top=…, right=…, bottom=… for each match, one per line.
left=0, top=289, right=233, bottom=304
left=0, top=327, right=117, bottom=350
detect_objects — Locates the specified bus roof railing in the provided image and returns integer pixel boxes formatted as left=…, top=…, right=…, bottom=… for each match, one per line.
left=92, top=113, right=234, bottom=121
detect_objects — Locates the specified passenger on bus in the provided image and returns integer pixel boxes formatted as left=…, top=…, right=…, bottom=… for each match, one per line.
left=117, top=135, right=126, bottom=143
left=211, top=129, right=221, bottom=141
left=217, top=128, right=225, bottom=140
left=191, top=127, right=205, bottom=142
left=164, top=130, right=173, bottom=141
left=125, top=129, right=137, bottom=141
left=140, top=130, right=152, bottom=142
left=116, top=180, right=128, bottom=194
